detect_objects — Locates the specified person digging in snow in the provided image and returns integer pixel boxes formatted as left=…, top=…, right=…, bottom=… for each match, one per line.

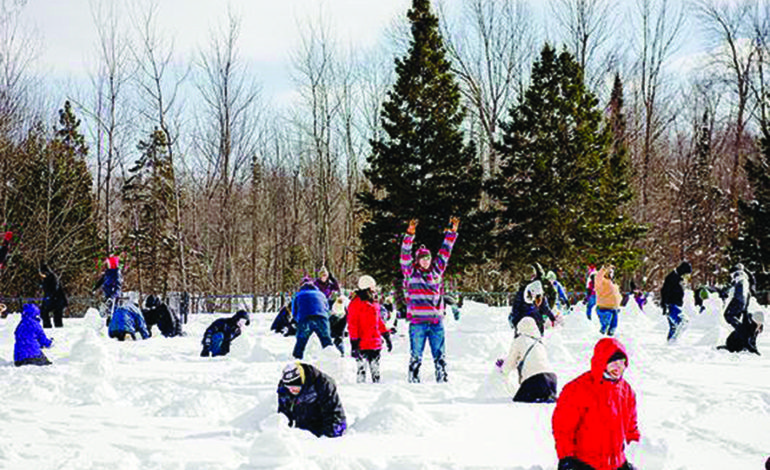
left=552, top=337, right=640, bottom=470
left=142, top=295, right=183, bottom=338
left=14, top=304, right=54, bottom=367
left=400, top=216, right=459, bottom=383
left=200, top=310, right=250, bottom=357
left=718, top=310, right=763, bottom=355
left=660, top=261, right=692, bottom=342
left=347, top=275, right=392, bottom=383
left=291, top=277, right=334, bottom=359
left=108, top=302, right=151, bottom=341
left=497, top=316, right=558, bottom=403
left=277, top=362, right=347, bottom=438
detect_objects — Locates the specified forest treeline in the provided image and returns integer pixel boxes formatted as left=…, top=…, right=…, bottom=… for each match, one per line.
left=0, top=0, right=769, bottom=301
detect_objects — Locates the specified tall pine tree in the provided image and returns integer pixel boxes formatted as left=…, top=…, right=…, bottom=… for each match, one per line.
left=358, top=0, right=485, bottom=287
left=731, top=127, right=770, bottom=297
left=489, top=45, right=642, bottom=275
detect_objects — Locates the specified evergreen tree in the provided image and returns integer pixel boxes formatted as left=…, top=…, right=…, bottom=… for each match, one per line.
left=489, top=45, right=642, bottom=275
left=122, top=128, right=177, bottom=295
left=358, top=0, right=486, bottom=287
left=731, top=127, right=770, bottom=296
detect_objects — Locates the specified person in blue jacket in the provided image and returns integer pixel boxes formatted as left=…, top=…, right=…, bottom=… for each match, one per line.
left=291, top=277, right=333, bottom=359
left=108, top=303, right=150, bottom=341
left=14, top=304, right=53, bottom=366
left=93, top=255, right=123, bottom=319
left=200, top=310, right=250, bottom=357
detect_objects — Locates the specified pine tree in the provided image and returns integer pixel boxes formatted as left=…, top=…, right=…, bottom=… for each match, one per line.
left=489, top=45, right=642, bottom=274
left=122, top=128, right=178, bottom=295
left=358, top=0, right=486, bottom=287
left=730, top=128, right=770, bottom=295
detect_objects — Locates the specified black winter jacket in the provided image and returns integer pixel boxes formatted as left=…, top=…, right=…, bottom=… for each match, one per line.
left=660, top=270, right=685, bottom=307
left=41, top=268, right=68, bottom=310
left=277, top=363, right=347, bottom=438
left=509, top=281, right=555, bottom=334
left=143, top=303, right=182, bottom=337
left=201, top=316, right=244, bottom=356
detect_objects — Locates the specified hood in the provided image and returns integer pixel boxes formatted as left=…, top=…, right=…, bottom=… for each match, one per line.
left=232, top=310, right=250, bottom=326
left=590, top=337, right=629, bottom=380
left=516, top=316, right=540, bottom=338
left=22, top=303, right=41, bottom=320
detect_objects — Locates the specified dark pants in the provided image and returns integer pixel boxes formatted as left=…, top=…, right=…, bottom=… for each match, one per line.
left=513, top=372, right=557, bottom=403
left=15, top=354, right=51, bottom=367
left=356, top=349, right=382, bottom=383
left=41, top=303, right=64, bottom=328
left=293, top=316, right=333, bottom=359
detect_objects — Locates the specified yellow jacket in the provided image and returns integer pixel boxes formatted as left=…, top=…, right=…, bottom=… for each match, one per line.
left=595, top=267, right=622, bottom=309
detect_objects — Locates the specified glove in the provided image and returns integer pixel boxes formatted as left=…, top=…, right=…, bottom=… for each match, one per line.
left=350, top=339, right=360, bottom=359
left=383, top=332, right=392, bottom=352
left=448, top=216, right=460, bottom=232
left=406, top=219, right=418, bottom=235
left=495, top=358, right=504, bottom=369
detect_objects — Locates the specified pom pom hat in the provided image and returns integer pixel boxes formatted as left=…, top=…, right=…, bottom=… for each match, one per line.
left=282, top=362, right=305, bottom=386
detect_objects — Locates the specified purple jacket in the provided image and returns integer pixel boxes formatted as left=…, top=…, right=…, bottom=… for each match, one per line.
left=14, top=304, right=52, bottom=363
left=314, top=275, right=340, bottom=301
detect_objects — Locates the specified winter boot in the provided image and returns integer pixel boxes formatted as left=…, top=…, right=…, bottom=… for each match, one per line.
left=356, top=358, right=367, bottom=383
left=408, top=359, right=421, bottom=383
left=435, top=358, right=448, bottom=383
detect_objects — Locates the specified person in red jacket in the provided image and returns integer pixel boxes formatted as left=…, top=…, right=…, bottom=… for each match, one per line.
left=552, top=338, right=640, bottom=470
left=347, top=275, right=392, bottom=383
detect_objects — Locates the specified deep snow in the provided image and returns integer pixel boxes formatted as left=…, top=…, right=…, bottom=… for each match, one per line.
left=0, top=293, right=768, bottom=470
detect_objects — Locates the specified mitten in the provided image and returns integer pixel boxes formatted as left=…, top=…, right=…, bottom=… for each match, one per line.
left=383, top=332, right=393, bottom=352
left=495, top=358, right=504, bottom=369
left=406, top=219, right=418, bottom=235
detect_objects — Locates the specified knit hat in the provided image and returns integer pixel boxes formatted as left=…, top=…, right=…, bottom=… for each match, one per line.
left=416, top=245, right=431, bottom=260
left=358, top=275, right=377, bottom=291
left=3, top=231, right=12, bottom=242
left=607, top=350, right=627, bottom=364
left=233, top=309, right=250, bottom=326
left=106, top=256, right=120, bottom=270
left=282, top=362, right=305, bottom=386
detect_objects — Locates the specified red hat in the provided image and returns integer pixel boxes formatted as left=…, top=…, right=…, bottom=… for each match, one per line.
left=3, top=231, right=12, bottom=242
left=106, top=256, right=120, bottom=269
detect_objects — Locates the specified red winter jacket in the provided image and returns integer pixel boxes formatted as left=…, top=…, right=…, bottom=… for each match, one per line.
left=552, top=338, right=640, bottom=470
left=347, top=296, right=389, bottom=351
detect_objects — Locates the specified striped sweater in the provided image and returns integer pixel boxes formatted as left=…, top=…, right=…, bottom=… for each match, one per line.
left=400, top=230, right=458, bottom=324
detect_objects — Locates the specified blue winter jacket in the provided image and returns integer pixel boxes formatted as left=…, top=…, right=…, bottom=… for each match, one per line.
left=14, top=304, right=53, bottom=363
left=292, top=284, right=330, bottom=324
left=96, top=268, right=123, bottom=299
left=108, top=304, right=150, bottom=339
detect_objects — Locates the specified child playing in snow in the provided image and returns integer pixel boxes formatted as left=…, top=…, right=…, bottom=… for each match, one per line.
left=497, top=316, right=557, bottom=403
left=14, top=304, right=53, bottom=367
left=347, top=275, right=392, bottom=383
left=93, top=255, right=123, bottom=319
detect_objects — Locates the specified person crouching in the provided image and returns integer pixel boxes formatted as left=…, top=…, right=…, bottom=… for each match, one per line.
left=277, top=362, right=346, bottom=438
left=497, top=316, right=557, bottom=403
left=14, top=304, right=54, bottom=366
left=108, top=303, right=151, bottom=341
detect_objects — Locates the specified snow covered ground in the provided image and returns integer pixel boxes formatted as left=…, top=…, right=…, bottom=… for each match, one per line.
left=0, top=294, right=768, bottom=470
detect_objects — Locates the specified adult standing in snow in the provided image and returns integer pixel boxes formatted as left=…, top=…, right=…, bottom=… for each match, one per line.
left=200, top=310, right=250, bottom=356
left=497, top=316, right=558, bottom=403
left=0, top=231, right=13, bottom=270
left=347, top=275, right=392, bottom=383
left=314, top=266, right=340, bottom=303
left=39, top=262, right=68, bottom=329
left=585, top=265, right=598, bottom=320
left=277, top=362, right=347, bottom=438
left=108, top=303, right=151, bottom=341
left=718, top=311, right=763, bottom=355
left=552, top=337, right=640, bottom=470
left=401, top=216, right=459, bottom=383
left=14, top=304, right=54, bottom=366
left=93, top=255, right=123, bottom=319
left=291, top=278, right=334, bottom=359
left=596, top=265, right=622, bottom=336
left=142, top=295, right=183, bottom=337
left=723, top=264, right=753, bottom=331
left=660, top=261, right=691, bottom=342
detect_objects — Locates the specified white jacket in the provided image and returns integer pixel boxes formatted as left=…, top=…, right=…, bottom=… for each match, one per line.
left=502, top=316, right=553, bottom=384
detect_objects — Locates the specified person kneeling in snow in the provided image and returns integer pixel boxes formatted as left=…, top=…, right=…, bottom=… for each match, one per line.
left=108, top=303, right=151, bottom=341
left=270, top=303, right=297, bottom=337
left=277, top=362, right=346, bottom=438
left=552, top=338, right=640, bottom=470
left=200, top=310, right=250, bottom=357
left=142, top=295, right=183, bottom=338
left=718, top=311, right=763, bottom=355
left=14, top=304, right=53, bottom=367
left=497, top=316, right=557, bottom=403
left=348, top=275, right=392, bottom=383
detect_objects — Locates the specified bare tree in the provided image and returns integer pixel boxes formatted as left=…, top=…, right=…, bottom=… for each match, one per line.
left=442, top=0, right=535, bottom=176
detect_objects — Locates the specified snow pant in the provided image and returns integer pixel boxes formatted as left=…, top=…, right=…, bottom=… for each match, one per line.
left=666, top=304, right=684, bottom=341
left=15, top=354, right=51, bottom=367
left=723, top=300, right=746, bottom=330
left=356, top=349, right=382, bottom=383
left=513, top=372, right=557, bottom=403
left=408, top=321, right=446, bottom=383
left=585, top=294, right=596, bottom=320
left=558, top=458, right=635, bottom=470
left=293, top=316, right=333, bottom=359
left=41, top=302, right=64, bottom=328
left=597, top=308, right=619, bottom=336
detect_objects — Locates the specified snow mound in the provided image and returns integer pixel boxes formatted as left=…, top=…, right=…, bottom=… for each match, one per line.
left=155, top=390, right=237, bottom=421
left=353, top=388, right=438, bottom=434
left=244, top=338, right=276, bottom=362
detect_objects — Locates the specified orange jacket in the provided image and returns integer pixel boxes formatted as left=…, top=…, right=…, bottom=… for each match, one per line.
left=595, top=267, right=622, bottom=309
